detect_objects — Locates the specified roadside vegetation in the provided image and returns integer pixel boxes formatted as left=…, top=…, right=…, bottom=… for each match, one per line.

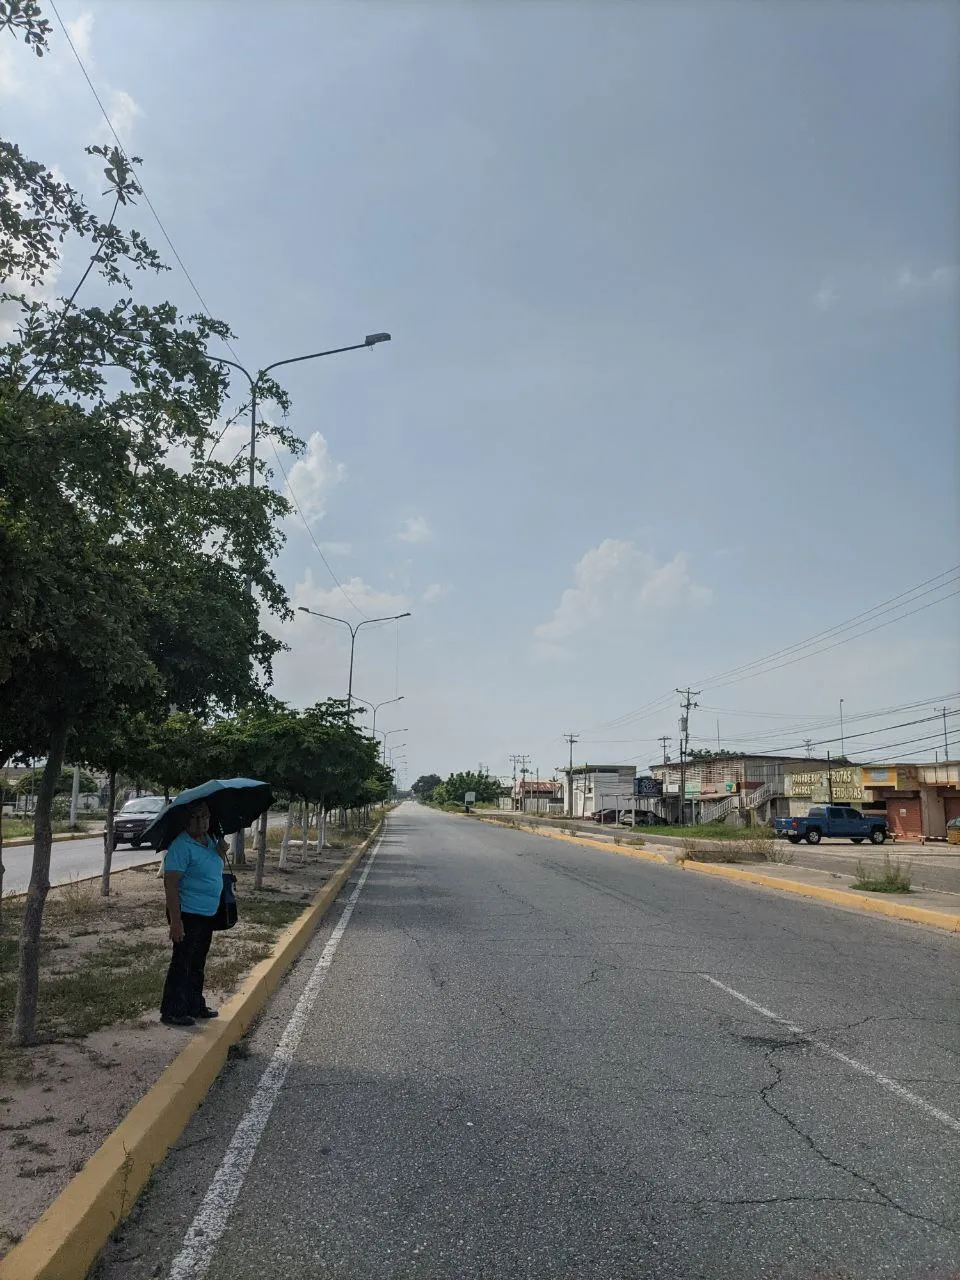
left=853, top=855, right=913, bottom=893
left=0, top=5, right=393, bottom=1047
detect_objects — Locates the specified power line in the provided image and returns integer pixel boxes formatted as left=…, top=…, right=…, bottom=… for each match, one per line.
left=585, top=567, right=960, bottom=734
left=51, top=4, right=369, bottom=620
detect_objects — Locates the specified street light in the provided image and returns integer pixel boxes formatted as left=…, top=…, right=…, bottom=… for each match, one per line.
left=208, top=331, right=391, bottom=508
left=297, top=608, right=411, bottom=709
left=352, top=695, right=404, bottom=742
left=376, top=727, right=408, bottom=762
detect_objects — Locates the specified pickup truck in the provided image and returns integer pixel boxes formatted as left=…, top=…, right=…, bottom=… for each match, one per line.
left=774, top=806, right=887, bottom=846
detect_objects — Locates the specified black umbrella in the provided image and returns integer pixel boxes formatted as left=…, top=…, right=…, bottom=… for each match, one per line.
left=141, top=777, right=273, bottom=850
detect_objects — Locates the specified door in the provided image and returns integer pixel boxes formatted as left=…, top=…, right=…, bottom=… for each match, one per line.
left=887, top=797, right=922, bottom=841
left=943, top=795, right=960, bottom=824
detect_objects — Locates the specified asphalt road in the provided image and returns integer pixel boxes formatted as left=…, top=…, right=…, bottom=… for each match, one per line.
left=2, top=814, right=290, bottom=896
left=99, top=803, right=960, bottom=1280
left=2, top=836, right=158, bottom=895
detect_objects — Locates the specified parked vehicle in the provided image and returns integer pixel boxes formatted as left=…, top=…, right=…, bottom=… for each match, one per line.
left=774, top=805, right=887, bottom=846
left=618, top=810, right=661, bottom=826
left=108, top=795, right=168, bottom=849
left=947, top=816, right=960, bottom=846
left=590, top=808, right=622, bottom=824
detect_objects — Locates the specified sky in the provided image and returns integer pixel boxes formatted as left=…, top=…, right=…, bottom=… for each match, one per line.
left=4, top=0, right=959, bottom=786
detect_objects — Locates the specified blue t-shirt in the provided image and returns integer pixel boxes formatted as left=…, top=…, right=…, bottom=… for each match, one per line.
left=164, top=832, right=224, bottom=916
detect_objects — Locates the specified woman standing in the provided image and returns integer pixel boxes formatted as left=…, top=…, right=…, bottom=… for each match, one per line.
left=160, top=800, right=228, bottom=1027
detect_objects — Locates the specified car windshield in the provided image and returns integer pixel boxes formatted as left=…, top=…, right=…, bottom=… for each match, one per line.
left=120, top=797, right=165, bottom=814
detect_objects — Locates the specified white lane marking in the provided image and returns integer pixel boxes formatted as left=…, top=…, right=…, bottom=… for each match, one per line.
left=167, top=836, right=384, bottom=1280
left=701, top=974, right=960, bottom=1136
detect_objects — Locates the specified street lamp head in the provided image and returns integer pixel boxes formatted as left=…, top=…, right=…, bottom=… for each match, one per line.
left=364, top=332, right=391, bottom=346
left=297, top=606, right=309, bottom=614
left=397, top=611, right=412, bottom=619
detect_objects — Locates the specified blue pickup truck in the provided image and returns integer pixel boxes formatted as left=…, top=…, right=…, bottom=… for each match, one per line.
left=774, top=805, right=888, bottom=846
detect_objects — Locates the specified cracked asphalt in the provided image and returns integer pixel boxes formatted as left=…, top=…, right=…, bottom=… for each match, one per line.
left=97, top=803, right=960, bottom=1280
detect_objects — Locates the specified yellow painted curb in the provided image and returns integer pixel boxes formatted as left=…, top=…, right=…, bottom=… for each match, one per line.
left=681, top=860, right=960, bottom=933
left=473, top=815, right=668, bottom=864
left=0, top=822, right=383, bottom=1280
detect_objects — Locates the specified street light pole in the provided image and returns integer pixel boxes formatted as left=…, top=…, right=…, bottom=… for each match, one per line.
left=297, top=608, right=411, bottom=709
left=208, top=333, right=390, bottom=864
left=376, top=728, right=408, bottom=763
left=353, top=695, right=404, bottom=741
left=840, top=698, right=845, bottom=759
left=208, top=332, right=391, bottom=534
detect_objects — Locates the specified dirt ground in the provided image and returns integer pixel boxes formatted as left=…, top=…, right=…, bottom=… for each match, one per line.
left=0, top=818, right=375, bottom=1257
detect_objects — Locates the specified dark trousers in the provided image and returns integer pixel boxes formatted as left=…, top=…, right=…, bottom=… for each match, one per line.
left=160, top=911, right=216, bottom=1018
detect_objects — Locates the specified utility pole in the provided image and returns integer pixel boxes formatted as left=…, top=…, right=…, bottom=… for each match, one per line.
left=940, top=707, right=952, bottom=762
left=509, top=754, right=529, bottom=812
left=716, top=721, right=721, bottom=752
left=658, top=735, right=671, bottom=765
left=803, top=738, right=813, bottom=758
left=676, top=688, right=700, bottom=826
left=839, top=698, right=845, bottom=759
left=563, top=732, right=579, bottom=817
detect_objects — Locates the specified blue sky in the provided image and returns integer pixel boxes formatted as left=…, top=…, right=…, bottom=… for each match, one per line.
left=4, top=1, right=959, bottom=784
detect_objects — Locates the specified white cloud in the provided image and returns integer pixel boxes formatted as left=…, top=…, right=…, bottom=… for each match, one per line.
left=893, top=264, right=957, bottom=295
left=293, top=568, right=409, bottom=620
left=534, top=540, right=712, bottom=648
left=318, top=541, right=352, bottom=556
left=107, top=89, right=140, bottom=143
left=66, top=12, right=94, bottom=62
left=814, top=277, right=838, bottom=311
left=395, top=515, right=432, bottom=543
left=285, top=432, right=345, bottom=525
left=0, top=42, right=21, bottom=98
left=423, top=583, right=447, bottom=603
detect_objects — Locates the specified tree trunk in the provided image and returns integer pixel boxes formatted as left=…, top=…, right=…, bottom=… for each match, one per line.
left=101, top=767, right=117, bottom=897
left=300, top=799, right=308, bottom=863
left=278, top=805, right=293, bottom=871
left=232, top=825, right=246, bottom=866
left=319, top=799, right=326, bottom=852
left=253, top=810, right=269, bottom=889
left=0, top=754, right=7, bottom=923
left=12, top=723, right=68, bottom=1046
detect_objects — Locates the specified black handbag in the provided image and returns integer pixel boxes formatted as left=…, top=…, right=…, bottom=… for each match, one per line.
left=212, top=872, right=238, bottom=931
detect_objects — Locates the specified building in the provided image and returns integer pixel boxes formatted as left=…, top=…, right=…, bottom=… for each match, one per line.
left=561, top=764, right=637, bottom=819
left=513, top=778, right=563, bottom=814
left=650, top=754, right=835, bottom=825
left=860, top=761, right=960, bottom=841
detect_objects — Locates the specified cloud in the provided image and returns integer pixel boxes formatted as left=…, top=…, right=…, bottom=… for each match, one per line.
left=423, top=583, right=447, bottom=603
left=293, top=568, right=409, bottom=620
left=318, top=541, right=352, bottom=557
left=395, top=516, right=432, bottom=543
left=107, top=89, right=140, bottom=143
left=534, top=540, right=712, bottom=648
left=66, top=12, right=94, bottom=62
left=893, top=264, right=956, bottom=295
left=285, top=432, right=345, bottom=525
left=813, top=277, right=838, bottom=311
left=0, top=42, right=21, bottom=98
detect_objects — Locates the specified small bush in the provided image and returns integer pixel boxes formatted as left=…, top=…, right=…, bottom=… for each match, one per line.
left=852, top=855, right=912, bottom=893
left=57, top=876, right=101, bottom=918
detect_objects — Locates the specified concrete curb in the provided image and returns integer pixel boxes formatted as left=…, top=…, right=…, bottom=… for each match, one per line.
left=0, top=822, right=383, bottom=1280
left=471, top=814, right=668, bottom=864
left=3, top=831, right=104, bottom=850
left=2, top=861, right=161, bottom=901
left=470, top=813, right=960, bottom=933
left=679, top=860, right=960, bottom=932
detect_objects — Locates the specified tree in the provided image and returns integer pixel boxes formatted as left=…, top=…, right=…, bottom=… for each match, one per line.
left=0, top=8, right=300, bottom=1043
left=432, top=771, right=506, bottom=806
left=412, top=774, right=443, bottom=801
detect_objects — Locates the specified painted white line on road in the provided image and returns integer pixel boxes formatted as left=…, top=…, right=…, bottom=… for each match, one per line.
left=167, top=835, right=384, bottom=1280
left=701, top=974, right=960, bottom=1136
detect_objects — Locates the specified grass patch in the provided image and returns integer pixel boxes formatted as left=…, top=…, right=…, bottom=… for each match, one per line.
left=205, top=943, right=273, bottom=992
left=0, top=937, right=169, bottom=1041
left=852, top=855, right=912, bottom=893
left=55, top=876, right=103, bottom=920
left=679, top=839, right=742, bottom=864
left=237, top=898, right=305, bottom=929
left=642, top=822, right=769, bottom=841
left=11, top=1133, right=53, bottom=1155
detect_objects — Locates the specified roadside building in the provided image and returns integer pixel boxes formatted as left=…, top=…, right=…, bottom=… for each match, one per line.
left=561, top=764, right=637, bottom=819
left=859, top=761, right=960, bottom=842
left=650, top=754, right=834, bottom=825
left=513, top=778, right=563, bottom=815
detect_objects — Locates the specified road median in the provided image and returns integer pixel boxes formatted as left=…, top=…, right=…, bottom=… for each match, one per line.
left=0, top=820, right=383, bottom=1280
